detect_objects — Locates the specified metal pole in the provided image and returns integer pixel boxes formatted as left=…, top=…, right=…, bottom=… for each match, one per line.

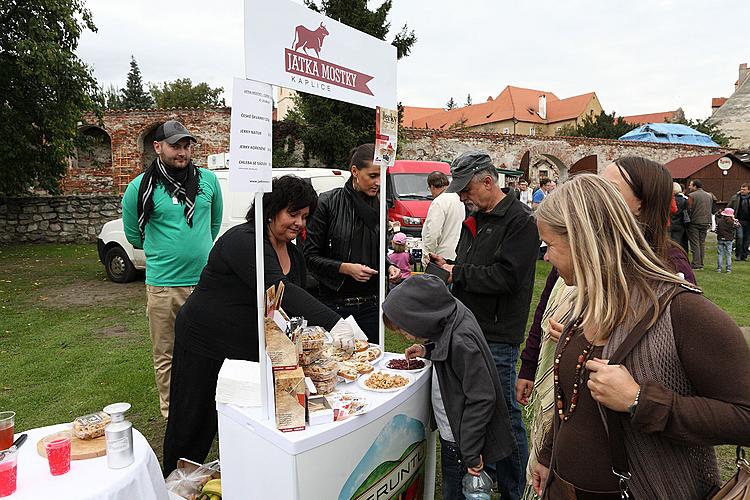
left=378, top=162, right=386, bottom=349
left=254, top=192, right=269, bottom=420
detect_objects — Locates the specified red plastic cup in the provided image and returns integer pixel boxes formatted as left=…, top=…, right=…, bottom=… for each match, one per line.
left=43, top=432, right=72, bottom=476
left=0, top=446, right=18, bottom=497
left=0, top=413, right=14, bottom=451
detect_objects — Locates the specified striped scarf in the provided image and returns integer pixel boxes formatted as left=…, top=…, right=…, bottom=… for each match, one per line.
left=136, top=157, right=200, bottom=240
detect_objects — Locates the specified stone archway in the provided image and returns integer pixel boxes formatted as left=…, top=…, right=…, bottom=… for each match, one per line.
left=76, top=126, right=112, bottom=170
left=138, top=122, right=162, bottom=169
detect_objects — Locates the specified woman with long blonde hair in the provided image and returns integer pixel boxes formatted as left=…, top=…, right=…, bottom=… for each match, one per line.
left=532, top=174, right=750, bottom=499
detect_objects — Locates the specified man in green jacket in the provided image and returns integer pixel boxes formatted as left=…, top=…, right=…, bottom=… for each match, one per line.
left=122, top=120, right=223, bottom=417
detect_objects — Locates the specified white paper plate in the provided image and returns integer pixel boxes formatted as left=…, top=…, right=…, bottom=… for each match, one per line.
left=357, top=371, right=414, bottom=393
left=351, top=344, right=384, bottom=365
left=380, top=357, right=432, bottom=373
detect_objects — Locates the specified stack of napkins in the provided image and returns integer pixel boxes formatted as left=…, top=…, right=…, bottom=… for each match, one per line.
left=215, top=359, right=262, bottom=407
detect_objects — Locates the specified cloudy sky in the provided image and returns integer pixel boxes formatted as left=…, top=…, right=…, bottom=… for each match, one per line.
left=78, top=0, right=749, bottom=120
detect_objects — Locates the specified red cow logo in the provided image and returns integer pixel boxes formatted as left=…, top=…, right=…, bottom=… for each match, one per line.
left=291, top=22, right=330, bottom=58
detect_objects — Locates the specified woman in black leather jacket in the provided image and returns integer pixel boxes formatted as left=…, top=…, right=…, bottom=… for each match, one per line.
left=304, top=143, right=400, bottom=342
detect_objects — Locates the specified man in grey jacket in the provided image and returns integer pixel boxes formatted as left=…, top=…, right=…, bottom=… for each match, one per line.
left=687, top=179, right=714, bottom=269
left=383, top=274, right=517, bottom=500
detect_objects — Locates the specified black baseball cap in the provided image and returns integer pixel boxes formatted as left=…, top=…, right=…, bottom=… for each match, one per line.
left=154, top=120, right=196, bottom=144
left=446, top=151, right=495, bottom=193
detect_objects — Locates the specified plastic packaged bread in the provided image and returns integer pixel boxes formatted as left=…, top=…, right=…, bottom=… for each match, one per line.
left=73, top=411, right=111, bottom=440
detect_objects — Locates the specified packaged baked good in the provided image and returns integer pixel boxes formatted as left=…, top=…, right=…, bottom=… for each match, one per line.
left=274, top=367, right=306, bottom=432
left=300, top=326, right=327, bottom=350
left=300, top=347, right=323, bottom=366
left=312, top=377, right=337, bottom=395
left=73, top=411, right=111, bottom=440
left=302, top=358, right=338, bottom=381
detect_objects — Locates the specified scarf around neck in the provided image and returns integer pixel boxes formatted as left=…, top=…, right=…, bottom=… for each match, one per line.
left=136, top=157, right=200, bottom=239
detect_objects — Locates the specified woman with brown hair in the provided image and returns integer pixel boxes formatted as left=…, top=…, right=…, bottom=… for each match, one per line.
left=531, top=174, right=750, bottom=499
left=304, top=144, right=400, bottom=343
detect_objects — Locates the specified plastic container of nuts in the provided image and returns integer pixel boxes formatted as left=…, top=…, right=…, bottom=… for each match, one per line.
left=302, top=358, right=339, bottom=381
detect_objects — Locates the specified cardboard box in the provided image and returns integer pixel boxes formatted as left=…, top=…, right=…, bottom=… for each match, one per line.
left=264, top=315, right=300, bottom=371
left=307, top=395, right=334, bottom=426
left=274, top=367, right=306, bottom=432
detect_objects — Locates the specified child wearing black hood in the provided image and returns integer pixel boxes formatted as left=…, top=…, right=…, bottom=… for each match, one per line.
left=382, top=274, right=518, bottom=500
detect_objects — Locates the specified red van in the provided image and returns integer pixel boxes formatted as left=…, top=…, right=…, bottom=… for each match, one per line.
left=386, top=160, right=451, bottom=237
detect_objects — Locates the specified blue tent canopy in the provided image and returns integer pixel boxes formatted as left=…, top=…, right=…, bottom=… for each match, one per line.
left=618, top=123, right=720, bottom=147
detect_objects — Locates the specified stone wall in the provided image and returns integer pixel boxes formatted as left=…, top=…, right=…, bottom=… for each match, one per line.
left=0, top=195, right=121, bottom=244
left=401, top=128, right=733, bottom=181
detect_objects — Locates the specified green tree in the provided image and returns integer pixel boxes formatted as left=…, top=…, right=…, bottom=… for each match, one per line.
left=0, top=0, right=102, bottom=195
left=100, top=83, right=124, bottom=109
left=562, top=111, right=634, bottom=140
left=149, top=78, right=225, bottom=108
left=120, top=56, right=153, bottom=109
left=288, top=0, right=417, bottom=166
left=464, top=94, right=472, bottom=106
left=446, top=97, right=456, bottom=110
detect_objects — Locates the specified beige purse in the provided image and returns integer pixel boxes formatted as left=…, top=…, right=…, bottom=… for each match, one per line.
left=710, top=447, right=750, bottom=500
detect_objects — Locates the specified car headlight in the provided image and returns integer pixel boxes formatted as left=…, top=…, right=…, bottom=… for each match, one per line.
left=402, top=216, right=421, bottom=225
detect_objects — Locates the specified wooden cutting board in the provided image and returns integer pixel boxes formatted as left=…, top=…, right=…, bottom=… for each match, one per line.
left=36, top=431, right=107, bottom=460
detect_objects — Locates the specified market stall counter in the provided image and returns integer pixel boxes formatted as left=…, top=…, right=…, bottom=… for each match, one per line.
left=217, top=353, right=436, bottom=500
left=9, top=423, right=168, bottom=500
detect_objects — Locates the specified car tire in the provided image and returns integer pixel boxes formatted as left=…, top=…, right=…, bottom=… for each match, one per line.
left=104, top=246, right=137, bottom=283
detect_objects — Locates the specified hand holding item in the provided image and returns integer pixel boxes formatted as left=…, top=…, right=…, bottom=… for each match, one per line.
left=532, top=463, right=549, bottom=496
left=429, top=253, right=447, bottom=266
left=341, top=263, right=378, bottom=282
left=405, top=344, right=426, bottom=360
left=466, top=454, right=484, bottom=477
left=586, top=357, right=640, bottom=412
left=388, top=265, right=402, bottom=283
left=330, top=318, right=355, bottom=352
left=441, top=263, right=454, bottom=284
left=547, top=318, right=565, bottom=342
left=515, top=378, right=534, bottom=405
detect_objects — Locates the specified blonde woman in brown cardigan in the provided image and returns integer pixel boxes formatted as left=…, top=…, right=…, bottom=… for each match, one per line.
left=531, top=174, right=750, bottom=499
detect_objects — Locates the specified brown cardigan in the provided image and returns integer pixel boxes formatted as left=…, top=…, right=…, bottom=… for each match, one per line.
left=539, top=291, right=750, bottom=493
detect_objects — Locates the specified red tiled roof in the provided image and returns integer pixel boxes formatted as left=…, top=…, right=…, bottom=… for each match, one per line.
left=622, top=111, right=676, bottom=125
left=401, top=106, right=444, bottom=128
left=664, top=153, right=727, bottom=178
left=402, top=86, right=595, bottom=130
left=712, top=97, right=727, bottom=108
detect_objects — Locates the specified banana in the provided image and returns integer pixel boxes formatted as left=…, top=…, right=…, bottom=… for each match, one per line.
left=201, top=478, right=222, bottom=496
left=210, top=495, right=220, bottom=500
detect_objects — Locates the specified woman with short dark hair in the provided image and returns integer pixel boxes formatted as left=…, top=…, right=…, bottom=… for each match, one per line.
left=163, top=175, right=355, bottom=475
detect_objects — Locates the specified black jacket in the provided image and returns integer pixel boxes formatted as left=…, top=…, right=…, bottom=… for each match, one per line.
left=671, top=193, right=689, bottom=227
left=452, top=193, right=539, bottom=344
left=382, top=275, right=513, bottom=468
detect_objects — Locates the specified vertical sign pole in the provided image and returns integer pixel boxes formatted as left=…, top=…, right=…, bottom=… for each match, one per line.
left=378, top=162, right=386, bottom=349
left=254, top=192, right=269, bottom=420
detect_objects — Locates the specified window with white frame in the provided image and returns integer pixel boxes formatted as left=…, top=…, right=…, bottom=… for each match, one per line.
left=529, top=126, right=536, bottom=136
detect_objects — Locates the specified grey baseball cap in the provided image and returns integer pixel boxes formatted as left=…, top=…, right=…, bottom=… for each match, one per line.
left=154, top=120, right=196, bottom=144
left=446, top=150, right=495, bottom=193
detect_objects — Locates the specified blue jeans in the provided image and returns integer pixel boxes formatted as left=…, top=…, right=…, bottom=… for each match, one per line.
left=717, top=240, right=733, bottom=272
left=440, top=437, right=519, bottom=500
left=487, top=342, right=528, bottom=499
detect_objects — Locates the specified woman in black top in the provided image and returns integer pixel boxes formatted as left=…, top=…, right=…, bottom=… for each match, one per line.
left=304, top=144, right=401, bottom=343
left=162, top=176, right=356, bottom=475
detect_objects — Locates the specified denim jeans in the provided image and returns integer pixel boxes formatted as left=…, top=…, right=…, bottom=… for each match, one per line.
left=320, top=300, right=379, bottom=343
left=738, top=220, right=750, bottom=260
left=440, top=437, right=520, bottom=500
left=487, top=342, right=527, bottom=499
left=717, top=240, right=733, bottom=272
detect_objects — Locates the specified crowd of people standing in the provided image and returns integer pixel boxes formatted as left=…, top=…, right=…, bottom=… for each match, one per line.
left=122, top=120, right=749, bottom=498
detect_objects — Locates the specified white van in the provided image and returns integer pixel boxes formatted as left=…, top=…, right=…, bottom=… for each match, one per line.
left=96, top=167, right=350, bottom=283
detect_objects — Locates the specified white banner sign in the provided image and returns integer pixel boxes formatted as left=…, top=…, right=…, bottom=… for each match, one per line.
left=244, top=0, right=397, bottom=109
left=228, top=78, right=273, bottom=193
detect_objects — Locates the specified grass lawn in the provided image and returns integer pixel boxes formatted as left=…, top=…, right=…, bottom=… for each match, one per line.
left=1, top=236, right=747, bottom=489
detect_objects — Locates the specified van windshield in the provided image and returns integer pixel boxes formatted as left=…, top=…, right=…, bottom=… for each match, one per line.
left=391, top=174, right=433, bottom=200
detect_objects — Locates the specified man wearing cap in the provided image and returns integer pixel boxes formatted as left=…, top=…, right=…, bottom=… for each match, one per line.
left=122, top=120, right=223, bottom=417
left=430, top=150, right=539, bottom=498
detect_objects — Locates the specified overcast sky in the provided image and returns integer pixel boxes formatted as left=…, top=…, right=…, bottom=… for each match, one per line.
left=77, top=0, right=749, bottom=120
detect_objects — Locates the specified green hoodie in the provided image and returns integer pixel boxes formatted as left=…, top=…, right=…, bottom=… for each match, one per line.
left=122, top=168, right=223, bottom=286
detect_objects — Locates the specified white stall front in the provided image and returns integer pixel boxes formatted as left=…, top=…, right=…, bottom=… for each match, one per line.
left=217, top=353, right=436, bottom=500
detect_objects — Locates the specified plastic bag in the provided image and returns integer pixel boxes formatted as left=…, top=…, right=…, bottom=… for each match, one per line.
left=165, top=459, right=220, bottom=500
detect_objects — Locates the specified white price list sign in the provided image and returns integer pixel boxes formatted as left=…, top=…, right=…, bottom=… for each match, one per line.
left=228, top=78, right=274, bottom=193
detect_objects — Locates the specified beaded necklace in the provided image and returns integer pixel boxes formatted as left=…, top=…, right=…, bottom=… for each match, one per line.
left=553, top=316, right=595, bottom=422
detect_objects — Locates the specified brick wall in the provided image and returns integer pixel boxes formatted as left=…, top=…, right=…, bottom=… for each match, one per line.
left=0, top=195, right=121, bottom=244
